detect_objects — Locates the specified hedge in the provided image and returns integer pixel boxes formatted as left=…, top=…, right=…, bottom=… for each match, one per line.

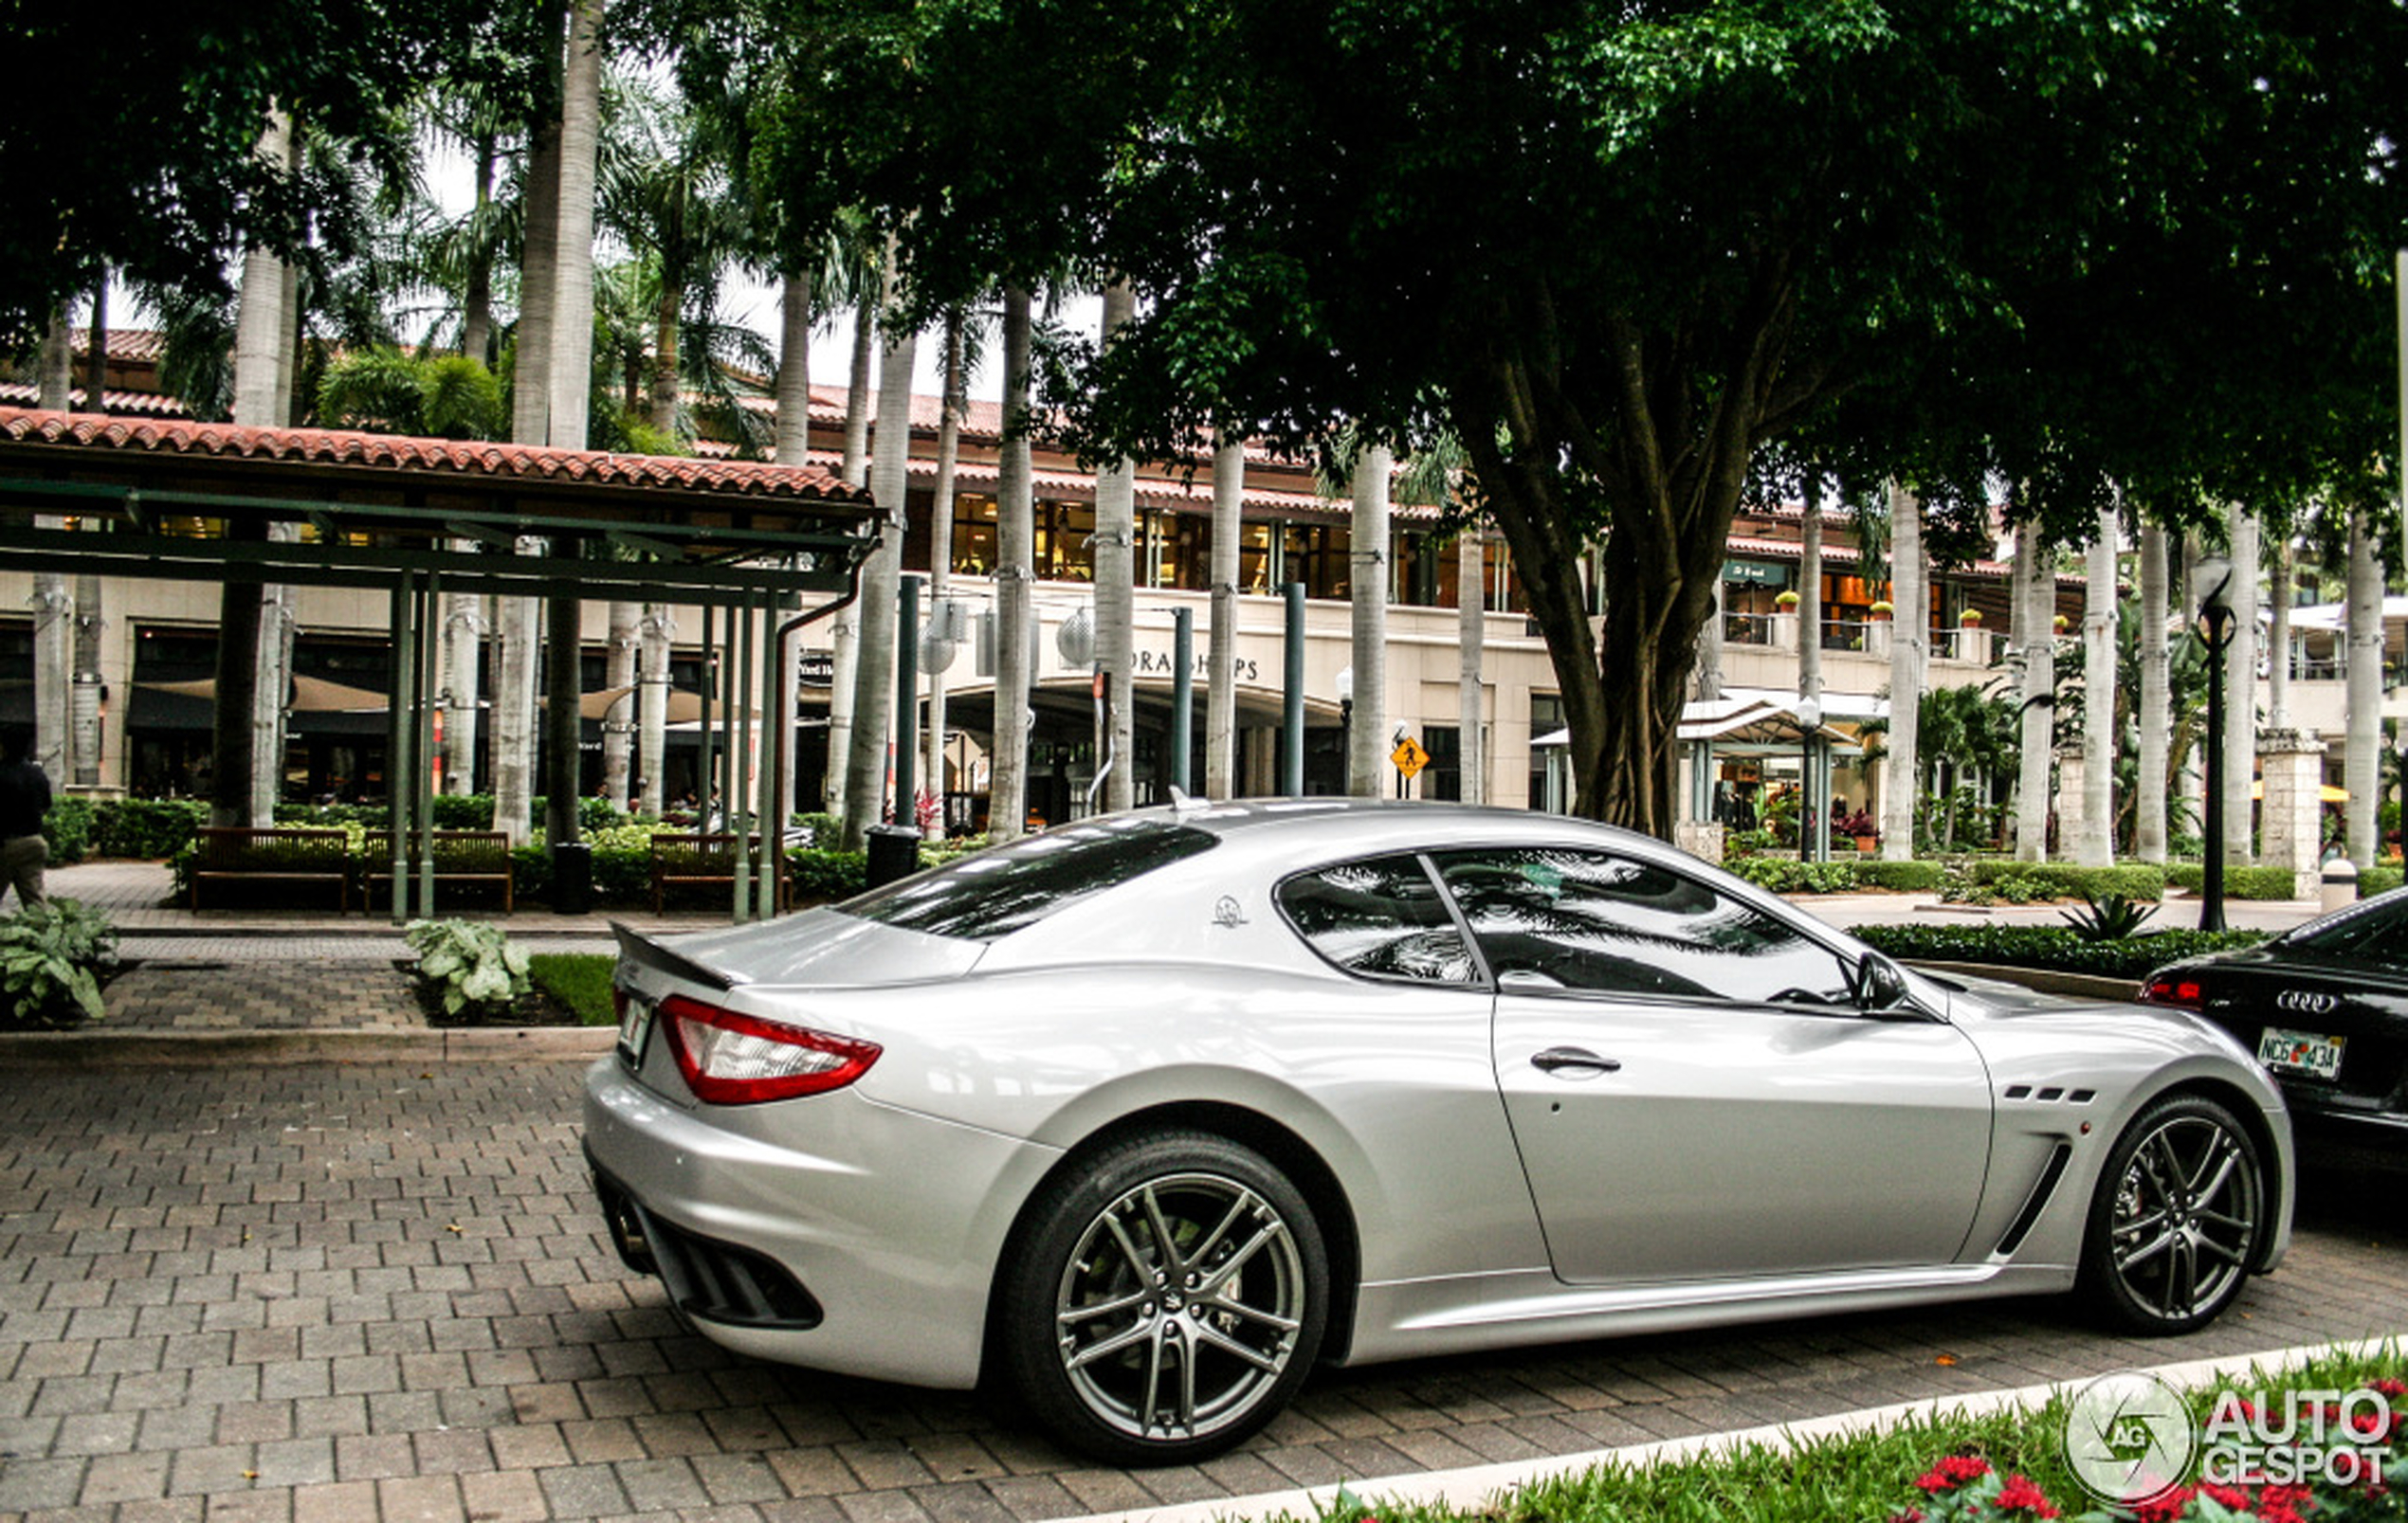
left=2362, top=866, right=2405, bottom=897
left=44, top=797, right=210, bottom=863
left=1852, top=860, right=1946, bottom=892
left=2163, top=862, right=2305, bottom=899
left=1965, top=861, right=2166, bottom=901
left=1853, top=923, right=2269, bottom=981
left=41, top=798, right=93, bottom=864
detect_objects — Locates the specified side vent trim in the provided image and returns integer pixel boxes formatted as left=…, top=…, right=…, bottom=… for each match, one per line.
left=1994, top=1141, right=2074, bottom=1258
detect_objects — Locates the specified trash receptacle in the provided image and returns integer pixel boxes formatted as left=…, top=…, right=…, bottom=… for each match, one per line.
left=2322, top=857, right=2358, bottom=915
left=865, top=825, right=921, bottom=890
left=551, top=841, right=595, bottom=915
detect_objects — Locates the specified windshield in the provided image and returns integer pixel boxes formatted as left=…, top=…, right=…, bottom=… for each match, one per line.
left=843, top=818, right=1218, bottom=940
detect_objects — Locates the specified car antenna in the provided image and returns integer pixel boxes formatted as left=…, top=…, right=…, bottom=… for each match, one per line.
left=1167, top=786, right=1207, bottom=815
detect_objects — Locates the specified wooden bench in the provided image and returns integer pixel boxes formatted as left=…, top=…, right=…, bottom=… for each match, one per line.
left=188, top=826, right=351, bottom=911
left=650, top=833, right=791, bottom=912
left=364, top=830, right=515, bottom=912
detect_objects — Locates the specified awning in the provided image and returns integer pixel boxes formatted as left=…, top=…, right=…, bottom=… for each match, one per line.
left=141, top=674, right=391, bottom=713
left=577, top=685, right=719, bottom=723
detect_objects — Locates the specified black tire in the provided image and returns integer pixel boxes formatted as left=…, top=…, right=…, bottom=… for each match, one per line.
left=995, top=1130, right=1329, bottom=1465
left=2078, top=1093, right=2268, bottom=1333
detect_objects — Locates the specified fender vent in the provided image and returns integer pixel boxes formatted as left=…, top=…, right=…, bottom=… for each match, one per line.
left=2002, top=1084, right=2095, bottom=1104
left=1994, top=1141, right=2073, bottom=1257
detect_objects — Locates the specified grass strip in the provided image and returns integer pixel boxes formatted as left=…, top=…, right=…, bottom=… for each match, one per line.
left=527, top=952, right=616, bottom=1025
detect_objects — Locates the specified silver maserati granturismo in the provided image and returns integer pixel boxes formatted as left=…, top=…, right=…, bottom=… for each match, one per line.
left=583, top=800, right=2293, bottom=1464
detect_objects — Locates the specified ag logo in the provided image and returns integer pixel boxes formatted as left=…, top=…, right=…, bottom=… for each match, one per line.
left=2063, top=1369, right=2196, bottom=1505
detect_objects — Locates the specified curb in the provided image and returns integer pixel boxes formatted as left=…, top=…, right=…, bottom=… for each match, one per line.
left=1051, top=1333, right=2408, bottom=1523
left=0, top=1025, right=614, bottom=1066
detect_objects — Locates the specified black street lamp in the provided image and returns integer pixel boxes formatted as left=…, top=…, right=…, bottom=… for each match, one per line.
left=1797, top=695, right=1822, bottom=863
left=2197, top=554, right=2236, bottom=932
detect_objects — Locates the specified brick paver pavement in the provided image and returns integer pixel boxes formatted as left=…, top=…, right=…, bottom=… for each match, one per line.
left=1, top=1059, right=2401, bottom=1523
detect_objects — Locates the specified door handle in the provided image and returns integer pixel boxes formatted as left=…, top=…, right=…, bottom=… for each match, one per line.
left=1531, top=1045, right=1621, bottom=1078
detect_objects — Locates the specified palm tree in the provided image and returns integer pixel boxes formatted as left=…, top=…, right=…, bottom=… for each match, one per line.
left=991, top=286, right=1036, bottom=838
left=2013, top=520, right=2055, bottom=861
left=2346, top=504, right=2382, bottom=866
left=2073, top=503, right=2119, bottom=866
left=1093, top=280, right=1138, bottom=812
left=2134, top=522, right=2172, bottom=861
left=1205, top=426, right=1244, bottom=801
left=1880, top=483, right=1923, bottom=861
left=1345, top=444, right=1392, bottom=798
left=841, top=240, right=917, bottom=849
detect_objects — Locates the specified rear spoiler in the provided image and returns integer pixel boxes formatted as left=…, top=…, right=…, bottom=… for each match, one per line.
left=610, top=921, right=747, bottom=991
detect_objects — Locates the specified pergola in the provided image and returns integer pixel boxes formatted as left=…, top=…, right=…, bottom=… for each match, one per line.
left=0, top=407, right=880, bottom=922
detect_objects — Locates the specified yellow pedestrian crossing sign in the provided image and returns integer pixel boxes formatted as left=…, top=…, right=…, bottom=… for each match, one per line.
left=1391, top=735, right=1430, bottom=779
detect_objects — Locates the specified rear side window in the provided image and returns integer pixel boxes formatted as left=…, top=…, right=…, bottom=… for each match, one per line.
left=2280, top=896, right=2408, bottom=967
left=844, top=818, right=1217, bottom=940
left=1277, top=855, right=1477, bottom=985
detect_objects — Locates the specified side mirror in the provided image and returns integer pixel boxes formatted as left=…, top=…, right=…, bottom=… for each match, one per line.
left=1854, top=953, right=1910, bottom=1013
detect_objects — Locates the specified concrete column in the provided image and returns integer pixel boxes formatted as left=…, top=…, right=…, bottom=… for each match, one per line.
left=2053, top=743, right=2085, bottom=859
left=2258, top=730, right=2328, bottom=899
left=1771, top=609, right=1799, bottom=651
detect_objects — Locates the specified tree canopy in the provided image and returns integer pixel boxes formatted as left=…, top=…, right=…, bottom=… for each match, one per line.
left=769, top=0, right=2408, bottom=834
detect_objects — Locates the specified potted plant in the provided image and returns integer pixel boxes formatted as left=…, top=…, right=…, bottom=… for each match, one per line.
left=1774, top=589, right=1800, bottom=610
left=1959, top=607, right=1982, bottom=626
left=1837, top=808, right=1879, bottom=853
left=1869, top=600, right=1893, bottom=620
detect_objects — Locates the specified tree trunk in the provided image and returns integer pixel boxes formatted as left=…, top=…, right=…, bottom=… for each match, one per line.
left=1093, top=281, right=1137, bottom=813
left=925, top=314, right=965, bottom=830
left=2347, top=507, right=2381, bottom=867
left=1457, top=525, right=1485, bottom=807
left=462, top=132, right=496, bottom=365
left=774, top=272, right=812, bottom=462
left=224, top=110, right=291, bottom=827
left=499, top=5, right=565, bottom=843
left=841, top=251, right=916, bottom=849
left=545, top=589, right=583, bottom=844
left=2268, top=535, right=2292, bottom=731
left=2015, top=524, right=2054, bottom=861
left=990, top=288, right=1036, bottom=839
left=823, top=303, right=877, bottom=812
left=2075, top=504, right=2117, bottom=866
left=1205, top=429, right=1243, bottom=801
left=32, top=304, right=71, bottom=787
left=1798, top=475, right=1823, bottom=853
left=440, top=591, right=482, bottom=794
left=2136, top=522, right=2170, bottom=862
left=1881, top=483, right=1923, bottom=861
left=2223, top=513, right=2259, bottom=866
left=549, top=0, right=602, bottom=454
left=648, top=279, right=682, bottom=436
left=1347, top=444, right=1391, bottom=797
left=602, top=600, right=638, bottom=807
left=638, top=605, right=668, bottom=816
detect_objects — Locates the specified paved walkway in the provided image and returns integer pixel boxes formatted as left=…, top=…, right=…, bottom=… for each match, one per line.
left=0, top=1061, right=2399, bottom=1523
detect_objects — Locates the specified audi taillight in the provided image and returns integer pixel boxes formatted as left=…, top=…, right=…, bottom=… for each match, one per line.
left=2139, top=974, right=2203, bottom=1009
left=658, top=994, right=882, bottom=1105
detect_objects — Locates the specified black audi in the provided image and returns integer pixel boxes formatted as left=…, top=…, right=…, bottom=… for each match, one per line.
left=2142, top=887, right=2408, bottom=1167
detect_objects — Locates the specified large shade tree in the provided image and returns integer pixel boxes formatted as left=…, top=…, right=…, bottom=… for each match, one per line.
left=771, top=0, right=2406, bottom=838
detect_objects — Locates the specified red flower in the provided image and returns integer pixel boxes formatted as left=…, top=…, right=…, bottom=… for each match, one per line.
left=2370, top=1377, right=2406, bottom=1399
left=1915, top=1456, right=1994, bottom=1493
left=1993, top=1474, right=2059, bottom=1517
left=2129, top=1486, right=2195, bottom=1522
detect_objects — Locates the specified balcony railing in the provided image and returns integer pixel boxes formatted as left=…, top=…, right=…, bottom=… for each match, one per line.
left=1725, top=611, right=1776, bottom=645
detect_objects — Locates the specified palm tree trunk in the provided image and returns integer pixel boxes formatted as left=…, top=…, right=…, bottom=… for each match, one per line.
left=603, top=601, right=638, bottom=807
left=2136, top=523, right=2170, bottom=861
left=774, top=272, right=812, bottom=462
left=2222, top=513, right=2260, bottom=866
left=499, top=6, right=565, bottom=844
left=991, top=288, right=1037, bottom=839
left=1798, top=476, right=1824, bottom=855
left=222, top=110, right=292, bottom=827
left=2268, top=534, right=2292, bottom=731
left=1347, top=444, right=1391, bottom=797
left=440, top=593, right=482, bottom=794
left=842, top=250, right=916, bottom=848
left=2347, top=507, right=2381, bottom=866
left=925, top=314, right=965, bottom=830
left=2074, top=504, right=2118, bottom=865
left=2015, top=522, right=2054, bottom=861
left=1880, top=482, right=1922, bottom=860
left=1093, top=281, right=1137, bottom=812
left=1457, top=525, right=1485, bottom=807
left=648, top=280, right=682, bottom=436
left=823, top=302, right=877, bottom=813
left=638, top=605, right=668, bottom=816
left=462, top=132, right=497, bottom=365
left=1205, top=429, right=1244, bottom=801
left=32, top=305, right=71, bottom=787
left=549, top=0, right=602, bottom=453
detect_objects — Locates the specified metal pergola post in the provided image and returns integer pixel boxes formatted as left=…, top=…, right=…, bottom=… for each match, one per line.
left=387, top=581, right=412, bottom=924
left=732, top=593, right=756, bottom=921
left=413, top=572, right=439, bottom=916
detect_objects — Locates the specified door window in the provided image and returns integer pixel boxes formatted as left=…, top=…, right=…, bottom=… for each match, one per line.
left=1432, top=847, right=1852, bottom=1006
left=1277, top=855, right=1477, bottom=985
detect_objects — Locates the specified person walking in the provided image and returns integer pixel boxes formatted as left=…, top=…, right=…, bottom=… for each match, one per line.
left=0, top=731, right=53, bottom=909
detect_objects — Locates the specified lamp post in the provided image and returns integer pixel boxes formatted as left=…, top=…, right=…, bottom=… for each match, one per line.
left=1797, top=695, right=1822, bottom=862
left=1335, top=665, right=1354, bottom=794
left=2197, top=554, right=2236, bottom=932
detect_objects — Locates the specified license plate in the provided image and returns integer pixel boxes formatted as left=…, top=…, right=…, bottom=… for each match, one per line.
left=2257, top=1025, right=2345, bottom=1081
left=616, top=993, right=655, bottom=1063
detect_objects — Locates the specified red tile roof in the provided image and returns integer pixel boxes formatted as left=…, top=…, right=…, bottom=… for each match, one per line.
left=69, top=328, right=170, bottom=364
left=0, top=382, right=191, bottom=419
left=0, top=408, right=868, bottom=502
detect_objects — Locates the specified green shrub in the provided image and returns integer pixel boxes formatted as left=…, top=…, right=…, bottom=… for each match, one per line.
left=1725, top=858, right=1861, bottom=894
left=42, top=797, right=93, bottom=864
left=404, top=919, right=529, bottom=1016
left=2361, top=865, right=2404, bottom=897
left=432, top=794, right=495, bottom=830
left=0, top=898, right=119, bottom=1025
left=2059, top=890, right=2158, bottom=941
left=787, top=847, right=869, bottom=902
left=90, top=798, right=207, bottom=859
left=921, top=833, right=992, bottom=868
left=1964, top=861, right=2165, bottom=901
left=1853, top=922, right=2267, bottom=980
left=2165, top=862, right=2303, bottom=899
left=1852, top=859, right=1945, bottom=892
left=1720, top=828, right=1781, bottom=861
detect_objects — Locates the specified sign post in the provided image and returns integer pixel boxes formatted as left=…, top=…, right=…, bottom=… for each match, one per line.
left=1391, top=734, right=1429, bottom=799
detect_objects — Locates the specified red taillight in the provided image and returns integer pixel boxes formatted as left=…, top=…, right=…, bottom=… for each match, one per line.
left=658, top=994, right=882, bottom=1105
left=2139, top=975, right=2204, bottom=1008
